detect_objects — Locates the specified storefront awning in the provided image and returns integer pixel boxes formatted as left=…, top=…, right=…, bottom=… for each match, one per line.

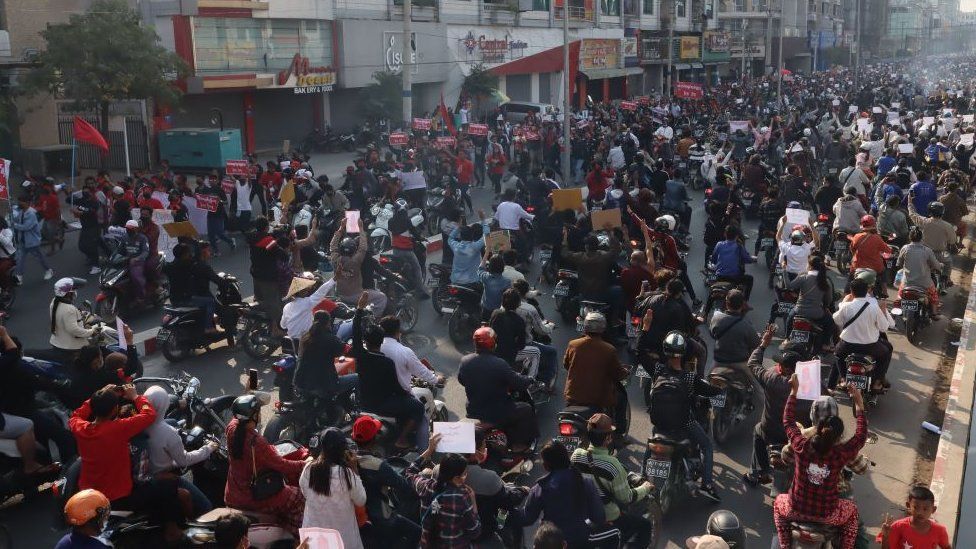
left=579, top=67, right=644, bottom=80
left=691, top=62, right=704, bottom=69
left=674, top=63, right=691, bottom=70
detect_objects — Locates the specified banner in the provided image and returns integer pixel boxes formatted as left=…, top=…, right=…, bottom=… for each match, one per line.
left=466, top=123, right=489, bottom=136
left=674, top=81, right=704, bottom=100
left=389, top=132, right=409, bottom=146
left=194, top=194, right=219, bottom=213
left=0, top=158, right=9, bottom=201
left=619, top=101, right=637, bottom=111
left=412, top=118, right=432, bottom=131
left=225, top=159, right=249, bottom=176
left=636, top=95, right=651, bottom=105
left=436, top=136, right=457, bottom=148
left=221, top=177, right=236, bottom=196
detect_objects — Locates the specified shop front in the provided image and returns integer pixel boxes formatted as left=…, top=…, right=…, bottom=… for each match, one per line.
left=638, top=30, right=668, bottom=95
left=174, top=16, right=337, bottom=153
left=702, top=30, right=731, bottom=86
left=672, top=34, right=703, bottom=85
left=577, top=38, right=642, bottom=108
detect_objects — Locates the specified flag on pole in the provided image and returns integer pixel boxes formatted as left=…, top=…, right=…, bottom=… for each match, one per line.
left=72, top=116, right=109, bottom=154
left=438, top=93, right=457, bottom=137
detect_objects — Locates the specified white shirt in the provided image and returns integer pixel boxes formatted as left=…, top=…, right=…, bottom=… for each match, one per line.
left=833, top=296, right=895, bottom=344
left=380, top=336, right=438, bottom=392
left=502, top=265, right=525, bottom=283
left=299, top=463, right=366, bottom=549
left=608, top=147, right=626, bottom=170
left=280, top=279, right=335, bottom=338
left=654, top=126, right=674, bottom=141
left=495, top=201, right=534, bottom=231
left=235, top=181, right=252, bottom=213
left=779, top=241, right=815, bottom=274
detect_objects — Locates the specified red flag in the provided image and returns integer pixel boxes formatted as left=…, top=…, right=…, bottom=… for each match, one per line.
left=438, top=93, right=457, bottom=137
left=72, top=116, right=109, bottom=154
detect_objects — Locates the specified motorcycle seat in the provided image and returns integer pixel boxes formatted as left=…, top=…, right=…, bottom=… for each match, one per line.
left=710, top=281, right=735, bottom=290
left=559, top=405, right=603, bottom=421
left=164, top=306, right=200, bottom=314
left=358, top=411, right=398, bottom=426
left=649, top=428, right=695, bottom=450
left=557, top=269, right=579, bottom=279
left=580, top=300, right=609, bottom=309
left=903, top=286, right=929, bottom=295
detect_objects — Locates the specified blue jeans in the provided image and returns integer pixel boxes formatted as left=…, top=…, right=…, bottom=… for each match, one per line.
left=15, top=246, right=49, bottom=276
left=190, top=295, right=217, bottom=329
left=178, top=476, right=213, bottom=515
left=207, top=216, right=233, bottom=251
left=529, top=342, right=557, bottom=384
left=687, top=420, right=714, bottom=486
left=368, top=394, right=428, bottom=451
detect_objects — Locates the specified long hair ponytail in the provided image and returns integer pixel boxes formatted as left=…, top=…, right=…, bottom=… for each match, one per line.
left=810, top=254, right=829, bottom=292
left=811, top=415, right=844, bottom=456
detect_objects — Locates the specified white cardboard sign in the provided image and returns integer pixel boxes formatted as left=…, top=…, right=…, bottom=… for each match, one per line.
left=433, top=422, right=476, bottom=454
left=786, top=208, right=810, bottom=227
left=795, top=360, right=822, bottom=401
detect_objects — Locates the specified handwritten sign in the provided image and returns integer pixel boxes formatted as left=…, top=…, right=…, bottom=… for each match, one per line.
left=785, top=208, right=810, bottom=227
left=552, top=188, right=583, bottom=211
left=162, top=221, right=199, bottom=239
left=887, top=112, right=900, bottom=124
left=225, top=159, right=249, bottom=177
left=412, top=118, right=431, bottom=131
left=897, top=143, right=914, bottom=154
left=297, top=527, right=345, bottom=549
left=0, top=158, right=9, bottom=200
left=485, top=230, right=511, bottom=253
left=436, top=136, right=457, bottom=149
left=795, top=360, right=822, bottom=401
left=960, top=134, right=974, bottom=147
left=923, top=116, right=935, bottom=127
left=636, top=95, right=651, bottom=105
left=729, top=120, right=749, bottom=134
left=856, top=119, right=871, bottom=134
left=848, top=105, right=858, bottom=114
left=871, top=106, right=883, bottom=114
left=619, top=100, right=637, bottom=111
left=194, top=193, right=219, bottom=213
left=467, top=123, right=489, bottom=136
left=116, top=317, right=128, bottom=348
left=345, top=210, right=360, bottom=233
left=832, top=99, right=840, bottom=106
left=389, top=132, right=409, bottom=146
left=591, top=208, right=621, bottom=229
left=964, top=114, right=975, bottom=124
left=891, top=102, right=901, bottom=109
left=432, top=421, right=476, bottom=453
left=674, top=81, right=704, bottom=99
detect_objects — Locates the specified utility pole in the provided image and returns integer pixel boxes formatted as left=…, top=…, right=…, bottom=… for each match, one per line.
left=853, top=0, right=860, bottom=88
left=402, top=0, right=413, bottom=127
left=776, top=0, right=783, bottom=104
left=766, top=8, right=773, bottom=74
left=666, top=0, right=675, bottom=96
left=562, top=2, right=571, bottom=185
left=741, top=19, right=747, bottom=77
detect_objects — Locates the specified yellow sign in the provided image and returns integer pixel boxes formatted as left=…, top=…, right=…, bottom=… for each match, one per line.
left=680, top=36, right=700, bottom=60
left=579, top=39, right=621, bottom=70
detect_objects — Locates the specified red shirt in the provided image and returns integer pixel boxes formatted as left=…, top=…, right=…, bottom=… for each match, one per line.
left=620, top=266, right=653, bottom=311
left=850, top=231, right=891, bottom=274
left=585, top=169, right=613, bottom=201
left=35, top=193, right=61, bottom=221
left=886, top=517, right=949, bottom=549
left=69, top=395, right=157, bottom=501
left=136, top=196, right=164, bottom=210
left=260, top=171, right=282, bottom=192
left=456, top=158, right=474, bottom=185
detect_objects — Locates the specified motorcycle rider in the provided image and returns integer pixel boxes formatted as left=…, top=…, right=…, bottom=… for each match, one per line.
left=849, top=215, right=891, bottom=296
left=829, top=277, right=895, bottom=393
left=564, top=312, right=629, bottom=428
left=648, top=331, right=721, bottom=502
left=662, top=171, right=691, bottom=233
left=247, top=217, right=289, bottom=336
left=165, top=242, right=225, bottom=334
left=711, top=226, right=757, bottom=299
left=686, top=510, right=747, bottom=548
left=495, top=187, right=535, bottom=262
left=779, top=227, right=820, bottom=283
left=832, top=187, right=868, bottom=235
left=458, top=326, right=538, bottom=452
left=710, top=289, right=761, bottom=384
left=757, top=187, right=786, bottom=255
left=908, top=169, right=938, bottom=215
left=448, top=215, right=489, bottom=286
left=50, top=278, right=99, bottom=360
left=814, top=175, right=843, bottom=217
left=562, top=225, right=623, bottom=327
left=640, top=216, right=698, bottom=304
left=896, top=227, right=944, bottom=320
left=57, top=489, right=112, bottom=549
left=907, top=199, right=956, bottom=286
left=569, top=413, right=654, bottom=548
left=120, top=220, right=150, bottom=304
left=877, top=195, right=910, bottom=245
left=330, top=220, right=386, bottom=312
left=388, top=200, right=429, bottom=298
left=294, top=309, right=358, bottom=424
left=512, top=278, right=558, bottom=389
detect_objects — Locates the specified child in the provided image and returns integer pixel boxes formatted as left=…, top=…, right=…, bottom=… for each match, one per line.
left=879, top=485, right=952, bottom=548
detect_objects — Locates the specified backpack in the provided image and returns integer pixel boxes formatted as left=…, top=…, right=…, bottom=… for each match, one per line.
left=648, top=372, right=690, bottom=431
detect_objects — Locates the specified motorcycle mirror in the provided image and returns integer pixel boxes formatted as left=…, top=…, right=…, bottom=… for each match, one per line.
left=71, top=277, right=88, bottom=288
left=83, top=300, right=93, bottom=311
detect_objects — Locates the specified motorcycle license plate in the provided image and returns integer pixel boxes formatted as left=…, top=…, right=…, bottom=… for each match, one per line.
left=156, top=329, right=171, bottom=343
left=791, top=330, right=810, bottom=343
left=761, top=238, right=776, bottom=250
left=553, top=285, right=570, bottom=297
left=778, top=302, right=795, bottom=314
left=817, top=228, right=829, bottom=239
left=678, top=162, right=687, bottom=169
left=847, top=374, right=870, bottom=391
left=634, top=365, right=652, bottom=379
left=556, top=436, right=581, bottom=453
left=710, top=392, right=727, bottom=408
left=539, top=250, right=552, bottom=262
left=627, top=322, right=640, bottom=338
left=834, top=242, right=848, bottom=251
left=902, top=300, right=919, bottom=312
left=645, top=458, right=672, bottom=479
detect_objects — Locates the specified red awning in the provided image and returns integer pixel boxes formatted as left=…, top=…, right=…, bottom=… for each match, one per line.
left=490, top=41, right=581, bottom=94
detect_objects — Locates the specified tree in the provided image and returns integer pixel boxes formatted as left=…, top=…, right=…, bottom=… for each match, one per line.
left=359, top=71, right=404, bottom=124
left=22, top=0, right=185, bottom=152
left=461, top=64, right=499, bottom=115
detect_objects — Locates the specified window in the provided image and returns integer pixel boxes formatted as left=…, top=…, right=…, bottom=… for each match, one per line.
left=602, top=0, right=621, bottom=16
left=532, top=0, right=550, bottom=10
left=732, top=0, right=744, bottom=11
left=643, top=0, right=654, bottom=14
left=193, top=18, right=333, bottom=75
left=676, top=0, right=686, bottom=16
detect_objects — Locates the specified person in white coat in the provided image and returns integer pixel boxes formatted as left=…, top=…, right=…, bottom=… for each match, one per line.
left=300, top=428, right=367, bottom=549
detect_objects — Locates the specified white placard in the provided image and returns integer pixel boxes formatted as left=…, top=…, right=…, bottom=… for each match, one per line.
left=433, top=421, right=476, bottom=453
left=856, top=119, right=872, bottom=135
left=298, top=527, right=345, bottom=549
left=345, top=210, right=360, bottom=233
left=960, top=134, right=974, bottom=147
left=923, top=116, right=935, bottom=127
left=789, top=143, right=803, bottom=153
left=785, top=208, right=810, bottom=227
left=848, top=105, right=858, bottom=114
left=872, top=106, right=883, bottom=114
left=944, top=118, right=956, bottom=131
left=891, top=102, right=901, bottom=109
left=116, top=317, right=128, bottom=348
left=832, top=99, right=840, bottom=106
left=964, top=114, right=974, bottom=124
left=795, top=360, right=822, bottom=401
left=887, top=112, right=901, bottom=124
left=729, top=120, right=749, bottom=133
left=897, top=143, right=914, bottom=154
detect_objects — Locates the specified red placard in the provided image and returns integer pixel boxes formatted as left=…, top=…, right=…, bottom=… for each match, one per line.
left=674, top=81, right=704, bottom=100
left=225, top=159, right=249, bottom=176
left=467, top=123, right=489, bottom=136
left=619, top=101, right=637, bottom=111
left=412, top=118, right=432, bottom=130
left=636, top=95, right=651, bottom=105
left=436, top=136, right=456, bottom=148
left=389, top=132, right=409, bottom=146
left=221, top=177, right=235, bottom=195
left=0, top=158, right=9, bottom=201
left=194, top=193, right=219, bottom=213
left=524, top=130, right=540, bottom=141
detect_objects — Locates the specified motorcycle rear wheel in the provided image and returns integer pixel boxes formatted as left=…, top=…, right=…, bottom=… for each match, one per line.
left=396, top=294, right=419, bottom=333
left=161, top=334, right=192, bottom=362
left=262, top=415, right=293, bottom=444
left=906, top=315, right=921, bottom=346
left=242, top=325, right=275, bottom=359
left=448, top=309, right=475, bottom=351
left=711, top=397, right=735, bottom=446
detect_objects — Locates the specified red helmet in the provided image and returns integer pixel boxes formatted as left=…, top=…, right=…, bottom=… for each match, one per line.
left=472, top=326, right=497, bottom=351
left=860, top=214, right=876, bottom=229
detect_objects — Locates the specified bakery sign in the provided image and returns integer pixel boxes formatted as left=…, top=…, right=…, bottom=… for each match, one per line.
left=460, top=31, right=528, bottom=63
left=579, top=39, right=620, bottom=70
left=277, top=53, right=336, bottom=94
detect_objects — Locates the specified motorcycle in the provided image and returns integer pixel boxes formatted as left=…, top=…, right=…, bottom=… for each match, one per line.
left=427, top=263, right=453, bottom=316
left=707, top=365, right=755, bottom=445
left=132, top=373, right=236, bottom=443
left=787, top=315, right=825, bottom=354
left=934, top=249, right=952, bottom=294
left=642, top=398, right=712, bottom=515
left=263, top=385, right=358, bottom=444
left=343, top=376, right=448, bottom=457
left=882, top=235, right=901, bottom=286
left=842, top=353, right=881, bottom=405
left=95, top=234, right=168, bottom=323
left=447, top=284, right=484, bottom=350
left=760, top=229, right=779, bottom=270
left=813, top=214, right=832, bottom=255
left=574, top=300, right=610, bottom=333
left=373, top=261, right=420, bottom=334
left=553, top=269, right=580, bottom=324
left=157, top=273, right=248, bottom=362
left=557, top=367, right=634, bottom=453
left=831, top=231, right=851, bottom=273
left=893, top=285, right=931, bottom=345
left=698, top=272, right=738, bottom=325
left=537, top=244, right=557, bottom=285
left=300, top=127, right=340, bottom=153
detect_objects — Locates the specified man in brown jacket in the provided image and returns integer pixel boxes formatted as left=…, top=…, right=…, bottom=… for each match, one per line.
left=938, top=181, right=969, bottom=241
left=563, top=312, right=629, bottom=428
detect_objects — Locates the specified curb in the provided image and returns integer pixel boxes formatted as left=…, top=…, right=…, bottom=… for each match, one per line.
left=135, top=234, right=445, bottom=357
left=931, top=262, right=976, bottom=542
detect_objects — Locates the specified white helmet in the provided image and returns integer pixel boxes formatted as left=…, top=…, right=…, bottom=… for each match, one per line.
left=295, top=169, right=312, bottom=180
left=803, top=128, right=812, bottom=136
left=54, top=277, right=76, bottom=297
left=655, top=215, right=677, bottom=232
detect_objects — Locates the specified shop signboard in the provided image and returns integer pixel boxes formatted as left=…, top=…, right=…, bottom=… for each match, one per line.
left=579, top=39, right=621, bottom=70
left=639, top=32, right=667, bottom=63
left=276, top=53, right=336, bottom=94
left=704, top=31, right=729, bottom=53
left=679, top=36, right=700, bottom=60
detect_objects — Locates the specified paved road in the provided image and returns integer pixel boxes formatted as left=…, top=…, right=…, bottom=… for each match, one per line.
left=6, top=156, right=961, bottom=548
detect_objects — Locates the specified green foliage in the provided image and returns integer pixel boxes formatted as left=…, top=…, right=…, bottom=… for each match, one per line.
left=462, top=64, right=499, bottom=101
left=22, top=0, right=186, bottom=128
left=359, top=71, right=404, bottom=123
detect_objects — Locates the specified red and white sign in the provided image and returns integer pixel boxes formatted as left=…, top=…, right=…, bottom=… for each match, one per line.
left=221, top=178, right=236, bottom=195
left=389, top=132, right=409, bottom=146
left=524, top=130, right=540, bottom=141
left=194, top=193, right=219, bottom=213
left=636, top=95, right=651, bottom=105
left=674, top=81, right=704, bottom=99
left=0, top=158, right=9, bottom=200
left=225, top=159, right=249, bottom=177
left=619, top=101, right=637, bottom=111
left=412, top=118, right=432, bottom=131
left=436, top=136, right=457, bottom=148
left=466, top=123, right=489, bottom=136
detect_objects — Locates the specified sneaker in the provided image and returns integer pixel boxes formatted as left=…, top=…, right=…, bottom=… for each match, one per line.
left=699, top=483, right=722, bottom=502
left=44, top=269, right=54, bottom=280
left=89, top=266, right=102, bottom=275
left=743, top=472, right=771, bottom=487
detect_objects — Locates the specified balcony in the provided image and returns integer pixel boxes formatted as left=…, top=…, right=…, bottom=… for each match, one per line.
left=392, top=0, right=439, bottom=21
left=197, top=0, right=269, bottom=9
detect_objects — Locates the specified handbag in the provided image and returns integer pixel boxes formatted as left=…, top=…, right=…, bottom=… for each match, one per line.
left=249, top=443, right=285, bottom=501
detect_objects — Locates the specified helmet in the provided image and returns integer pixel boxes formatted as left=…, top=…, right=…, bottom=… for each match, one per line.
left=582, top=312, right=607, bottom=333
left=473, top=326, right=497, bottom=351
left=655, top=215, right=676, bottom=232
left=662, top=330, right=687, bottom=357
left=64, top=489, right=111, bottom=526
left=338, top=237, right=359, bottom=257
left=786, top=201, right=801, bottom=209
left=859, top=214, right=876, bottom=229
left=54, top=277, right=76, bottom=298
left=789, top=230, right=805, bottom=245
left=231, top=394, right=261, bottom=421
left=705, top=510, right=746, bottom=548
left=854, top=267, right=877, bottom=287
left=803, top=128, right=812, bottom=136
left=928, top=201, right=945, bottom=217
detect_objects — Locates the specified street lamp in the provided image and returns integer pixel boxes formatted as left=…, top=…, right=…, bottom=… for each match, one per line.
left=741, top=19, right=750, bottom=78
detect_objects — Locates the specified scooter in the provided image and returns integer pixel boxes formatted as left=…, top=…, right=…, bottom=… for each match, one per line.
left=893, top=285, right=931, bottom=346
left=642, top=397, right=712, bottom=515
left=157, top=273, right=248, bottom=362
left=95, top=233, right=168, bottom=323
left=707, top=365, right=755, bottom=446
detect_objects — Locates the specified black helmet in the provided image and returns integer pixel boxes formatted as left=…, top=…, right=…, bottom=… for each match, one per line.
left=928, top=201, right=945, bottom=218
left=706, top=510, right=746, bottom=547
left=662, top=331, right=686, bottom=357
left=338, top=237, right=359, bottom=257
left=231, top=394, right=261, bottom=421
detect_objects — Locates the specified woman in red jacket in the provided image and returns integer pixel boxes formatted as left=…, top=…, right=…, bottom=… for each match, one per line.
left=224, top=395, right=306, bottom=535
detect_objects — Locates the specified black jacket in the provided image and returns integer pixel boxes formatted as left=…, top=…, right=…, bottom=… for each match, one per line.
left=488, top=309, right=526, bottom=367
left=458, top=352, right=532, bottom=424
left=294, top=331, right=344, bottom=398
left=351, top=310, right=408, bottom=410
left=65, top=346, right=143, bottom=409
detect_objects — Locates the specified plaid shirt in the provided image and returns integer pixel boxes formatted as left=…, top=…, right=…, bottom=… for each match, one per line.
left=407, top=460, right=481, bottom=548
left=784, top=395, right=867, bottom=518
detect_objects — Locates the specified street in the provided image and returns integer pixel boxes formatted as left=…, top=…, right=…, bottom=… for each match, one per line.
left=4, top=151, right=961, bottom=548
